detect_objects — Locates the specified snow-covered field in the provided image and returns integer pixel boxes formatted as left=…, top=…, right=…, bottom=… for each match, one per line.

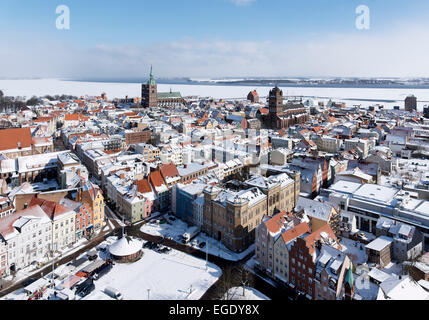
left=140, top=216, right=254, bottom=261
left=1, top=79, right=429, bottom=111
left=225, top=286, right=270, bottom=300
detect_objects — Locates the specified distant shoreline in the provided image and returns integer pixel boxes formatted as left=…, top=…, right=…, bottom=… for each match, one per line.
left=2, top=77, right=429, bottom=90
left=66, top=78, right=429, bottom=90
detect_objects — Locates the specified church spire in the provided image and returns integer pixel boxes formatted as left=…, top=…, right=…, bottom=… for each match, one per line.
left=147, top=65, right=156, bottom=86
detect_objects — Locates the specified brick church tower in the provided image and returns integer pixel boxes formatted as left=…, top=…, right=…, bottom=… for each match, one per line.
left=268, top=86, right=283, bottom=128
left=141, top=66, right=158, bottom=108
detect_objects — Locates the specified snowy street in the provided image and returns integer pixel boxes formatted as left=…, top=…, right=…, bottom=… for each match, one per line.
left=140, top=215, right=254, bottom=261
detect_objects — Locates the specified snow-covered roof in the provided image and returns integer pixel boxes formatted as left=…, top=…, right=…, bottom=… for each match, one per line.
left=353, top=184, right=399, bottom=204
left=368, top=268, right=392, bottom=283
left=365, top=236, right=393, bottom=251
left=109, top=236, right=142, bottom=257
left=378, top=276, right=429, bottom=300
left=295, top=197, right=334, bottom=221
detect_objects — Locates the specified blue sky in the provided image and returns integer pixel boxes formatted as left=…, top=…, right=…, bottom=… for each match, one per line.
left=1, top=0, right=429, bottom=78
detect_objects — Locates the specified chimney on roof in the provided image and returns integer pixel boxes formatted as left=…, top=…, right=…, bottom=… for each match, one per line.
left=184, top=164, right=187, bottom=169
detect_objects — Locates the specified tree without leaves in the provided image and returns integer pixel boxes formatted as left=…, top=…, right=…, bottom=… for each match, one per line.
left=26, top=96, right=40, bottom=106
left=212, top=264, right=254, bottom=300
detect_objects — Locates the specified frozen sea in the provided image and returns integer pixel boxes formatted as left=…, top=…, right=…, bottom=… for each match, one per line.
left=1, top=78, right=429, bottom=111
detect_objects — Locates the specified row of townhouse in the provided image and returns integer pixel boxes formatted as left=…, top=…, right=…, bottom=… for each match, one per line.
left=0, top=200, right=74, bottom=277
left=255, top=211, right=354, bottom=300
left=0, top=182, right=106, bottom=278
left=106, top=160, right=216, bottom=223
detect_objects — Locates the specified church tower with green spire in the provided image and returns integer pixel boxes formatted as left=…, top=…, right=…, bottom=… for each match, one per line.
left=141, top=65, right=158, bottom=108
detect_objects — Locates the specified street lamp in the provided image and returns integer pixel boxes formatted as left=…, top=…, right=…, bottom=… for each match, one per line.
left=147, top=288, right=151, bottom=300
left=205, top=239, right=208, bottom=271
left=51, top=220, right=55, bottom=288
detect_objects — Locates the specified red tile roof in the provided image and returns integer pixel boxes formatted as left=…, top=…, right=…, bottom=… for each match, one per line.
left=136, top=178, right=152, bottom=194
left=304, top=224, right=340, bottom=254
left=281, top=222, right=311, bottom=244
left=259, top=108, right=269, bottom=115
left=34, top=116, right=53, bottom=123
left=0, top=205, right=48, bottom=237
left=64, top=114, right=89, bottom=121
left=159, top=163, right=180, bottom=180
left=149, top=170, right=166, bottom=193
left=265, top=211, right=289, bottom=234
left=0, top=128, right=32, bottom=151
left=29, top=198, right=72, bottom=220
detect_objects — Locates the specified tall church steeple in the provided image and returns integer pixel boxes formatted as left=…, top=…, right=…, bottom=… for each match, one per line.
left=147, top=65, right=156, bottom=86
left=142, top=65, right=158, bottom=108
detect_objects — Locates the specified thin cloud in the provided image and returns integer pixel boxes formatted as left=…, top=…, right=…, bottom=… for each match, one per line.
left=226, top=0, right=256, bottom=7
left=1, top=24, right=429, bottom=79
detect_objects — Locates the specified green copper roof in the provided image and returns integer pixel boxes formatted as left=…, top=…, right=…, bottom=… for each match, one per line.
left=345, top=266, right=354, bottom=288
left=157, top=92, right=182, bottom=99
left=147, top=65, right=156, bottom=85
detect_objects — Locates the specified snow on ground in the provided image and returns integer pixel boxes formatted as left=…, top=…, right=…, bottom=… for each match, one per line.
left=84, top=245, right=221, bottom=300
left=105, top=206, right=126, bottom=227
left=140, top=215, right=254, bottom=261
left=339, top=237, right=368, bottom=266
left=3, top=237, right=222, bottom=301
left=1, top=79, right=429, bottom=111
left=381, top=158, right=429, bottom=188
left=225, top=286, right=270, bottom=300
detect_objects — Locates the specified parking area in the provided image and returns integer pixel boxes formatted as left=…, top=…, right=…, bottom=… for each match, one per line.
left=2, top=235, right=222, bottom=301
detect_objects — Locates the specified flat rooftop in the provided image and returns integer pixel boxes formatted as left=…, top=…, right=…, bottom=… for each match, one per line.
left=329, top=180, right=362, bottom=194
left=353, top=184, right=400, bottom=204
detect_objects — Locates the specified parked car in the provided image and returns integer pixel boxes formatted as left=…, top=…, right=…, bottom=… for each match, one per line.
left=143, top=241, right=153, bottom=249
left=93, top=261, right=113, bottom=280
left=198, top=242, right=206, bottom=249
left=160, top=247, right=172, bottom=253
left=77, top=283, right=95, bottom=298
left=150, top=242, right=159, bottom=250
left=87, top=251, right=98, bottom=261
left=96, top=244, right=108, bottom=252
left=75, top=278, right=95, bottom=298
